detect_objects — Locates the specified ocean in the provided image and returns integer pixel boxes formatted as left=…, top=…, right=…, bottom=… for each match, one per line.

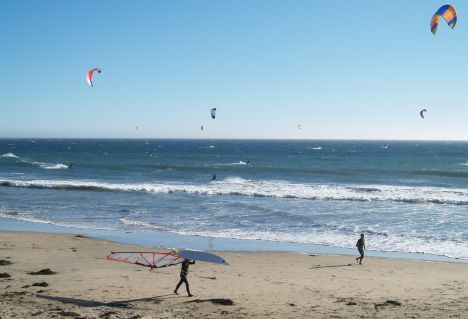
left=0, top=139, right=467, bottom=261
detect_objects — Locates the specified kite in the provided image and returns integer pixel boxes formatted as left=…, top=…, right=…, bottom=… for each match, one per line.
left=431, top=5, right=457, bottom=35
left=211, top=108, right=216, bottom=119
left=420, top=109, right=427, bottom=118
left=86, top=68, right=102, bottom=86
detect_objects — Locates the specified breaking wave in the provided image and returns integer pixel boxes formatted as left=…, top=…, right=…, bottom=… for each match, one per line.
left=215, top=161, right=248, bottom=166
left=1, top=178, right=468, bottom=205
left=1, top=153, right=20, bottom=158
left=0, top=153, right=69, bottom=169
left=0, top=211, right=113, bottom=230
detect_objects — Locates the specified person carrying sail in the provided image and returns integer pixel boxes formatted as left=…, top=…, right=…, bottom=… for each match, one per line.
left=174, top=259, right=195, bottom=297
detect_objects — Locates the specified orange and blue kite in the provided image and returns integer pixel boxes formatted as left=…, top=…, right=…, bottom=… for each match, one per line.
left=430, top=5, right=457, bottom=35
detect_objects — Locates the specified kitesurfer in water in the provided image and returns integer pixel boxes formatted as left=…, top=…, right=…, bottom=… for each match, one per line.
left=211, top=172, right=216, bottom=181
left=355, top=234, right=365, bottom=265
left=174, top=259, right=195, bottom=297
left=67, top=163, right=73, bottom=169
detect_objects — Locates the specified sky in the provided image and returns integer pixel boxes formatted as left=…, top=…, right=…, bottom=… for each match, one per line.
left=1, top=0, right=468, bottom=140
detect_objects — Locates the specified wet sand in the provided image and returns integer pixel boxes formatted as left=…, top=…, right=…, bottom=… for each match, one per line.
left=1, top=231, right=467, bottom=318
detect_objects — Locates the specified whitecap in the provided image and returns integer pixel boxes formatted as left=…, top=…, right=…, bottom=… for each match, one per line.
left=2, top=178, right=468, bottom=205
left=1, top=153, right=19, bottom=159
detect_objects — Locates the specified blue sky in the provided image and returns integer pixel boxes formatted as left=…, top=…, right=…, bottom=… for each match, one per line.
left=1, top=0, right=467, bottom=139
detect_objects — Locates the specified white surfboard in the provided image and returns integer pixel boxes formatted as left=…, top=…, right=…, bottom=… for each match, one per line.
left=177, top=249, right=229, bottom=265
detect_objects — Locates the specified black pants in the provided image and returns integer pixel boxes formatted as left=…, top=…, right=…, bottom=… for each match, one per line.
left=357, top=247, right=364, bottom=262
left=175, top=275, right=191, bottom=295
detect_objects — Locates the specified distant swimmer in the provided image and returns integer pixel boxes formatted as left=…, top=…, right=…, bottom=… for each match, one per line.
left=420, top=109, right=427, bottom=118
left=355, top=234, right=366, bottom=265
left=67, top=163, right=73, bottom=169
left=246, top=160, right=250, bottom=164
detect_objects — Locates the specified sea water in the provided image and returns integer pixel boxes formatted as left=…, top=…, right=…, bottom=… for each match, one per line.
left=0, top=139, right=467, bottom=261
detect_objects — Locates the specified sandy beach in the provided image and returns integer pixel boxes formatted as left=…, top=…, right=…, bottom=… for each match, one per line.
left=0, top=231, right=466, bottom=318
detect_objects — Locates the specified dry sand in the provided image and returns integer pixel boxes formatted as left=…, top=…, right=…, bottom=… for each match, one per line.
left=0, top=231, right=467, bottom=319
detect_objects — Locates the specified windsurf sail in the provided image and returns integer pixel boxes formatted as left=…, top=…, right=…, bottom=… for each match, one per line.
left=107, top=249, right=229, bottom=268
left=106, top=251, right=185, bottom=269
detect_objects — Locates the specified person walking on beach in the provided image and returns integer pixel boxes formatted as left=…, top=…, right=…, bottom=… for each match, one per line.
left=355, top=234, right=365, bottom=265
left=174, top=259, right=195, bottom=297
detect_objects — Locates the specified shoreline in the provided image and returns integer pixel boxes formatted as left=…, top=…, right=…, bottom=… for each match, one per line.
left=1, top=231, right=467, bottom=318
left=0, top=217, right=465, bottom=264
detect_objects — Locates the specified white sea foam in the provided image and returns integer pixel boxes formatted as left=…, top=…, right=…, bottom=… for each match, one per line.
left=0, top=152, right=69, bottom=169
left=34, top=162, right=69, bottom=170
left=215, top=161, right=248, bottom=166
left=0, top=211, right=113, bottom=231
left=1, top=178, right=468, bottom=205
left=1, top=153, right=19, bottom=158
left=120, top=217, right=173, bottom=231
left=118, top=217, right=468, bottom=260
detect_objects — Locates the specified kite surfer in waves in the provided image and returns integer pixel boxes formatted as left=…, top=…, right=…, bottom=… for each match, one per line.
left=174, top=259, right=195, bottom=297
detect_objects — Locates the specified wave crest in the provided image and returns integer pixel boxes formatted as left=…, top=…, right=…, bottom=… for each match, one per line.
left=1, top=178, right=468, bottom=205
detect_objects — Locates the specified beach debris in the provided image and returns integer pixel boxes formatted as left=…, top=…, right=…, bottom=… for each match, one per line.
left=187, top=298, right=235, bottom=306
left=99, top=311, right=118, bottom=319
left=211, top=108, right=217, bottom=119
left=431, top=5, right=457, bottom=35
left=0, top=259, right=12, bottom=266
left=0, top=272, right=11, bottom=278
left=57, top=310, right=81, bottom=317
left=288, top=303, right=296, bottom=307
left=32, top=282, right=49, bottom=287
left=420, top=109, right=427, bottom=118
left=74, top=234, right=86, bottom=238
left=21, top=285, right=31, bottom=288
left=335, top=297, right=357, bottom=305
left=195, top=274, right=216, bottom=280
left=374, top=300, right=402, bottom=311
left=28, top=268, right=57, bottom=275
left=86, top=67, right=102, bottom=86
